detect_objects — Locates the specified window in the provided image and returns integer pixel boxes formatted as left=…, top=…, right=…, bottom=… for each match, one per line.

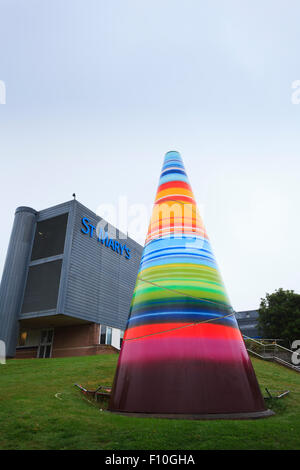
left=120, top=330, right=124, bottom=349
left=21, top=260, right=62, bottom=313
left=17, top=329, right=40, bottom=347
left=100, top=325, right=107, bottom=344
left=106, top=327, right=112, bottom=346
left=31, top=213, right=68, bottom=261
left=100, top=325, right=112, bottom=345
left=18, top=331, right=27, bottom=346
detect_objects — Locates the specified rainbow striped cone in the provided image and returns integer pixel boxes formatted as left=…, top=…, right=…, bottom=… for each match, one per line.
left=109, top=151, right=272, bottom=419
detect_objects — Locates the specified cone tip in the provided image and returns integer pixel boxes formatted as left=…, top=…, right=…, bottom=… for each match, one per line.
left=165, top=150, right=181, bottom=156
left=164, top=150, right=183, bottom=162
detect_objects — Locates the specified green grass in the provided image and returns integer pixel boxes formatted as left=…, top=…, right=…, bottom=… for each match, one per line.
left=0, top=354, right=300, bottom=450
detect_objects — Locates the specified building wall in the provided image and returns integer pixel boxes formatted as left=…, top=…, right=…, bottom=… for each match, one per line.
left=15, top=347, right=39, bottom=359
left=15, top=323, right=119, bottom=358
left=62, top=201, right=142, bottom=330
left=19, top=201, right=74, bottom=325
left=235, top=310, right=260, bottom=338
left=111, top=327, right=122, bottom=350
left=0, top=207, right=37, bottom=356
left=52, top=323, right=117, bottom=357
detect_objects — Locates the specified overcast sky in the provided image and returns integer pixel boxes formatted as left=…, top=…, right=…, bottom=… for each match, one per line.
left=0, top=0, right=299, bottom=311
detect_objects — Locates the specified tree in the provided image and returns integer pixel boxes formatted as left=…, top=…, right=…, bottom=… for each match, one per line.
left=258, top=288, right=300, bottom=348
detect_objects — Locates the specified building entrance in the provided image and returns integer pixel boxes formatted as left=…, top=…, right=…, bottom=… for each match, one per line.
left=38, top=329, right=53, bottom=358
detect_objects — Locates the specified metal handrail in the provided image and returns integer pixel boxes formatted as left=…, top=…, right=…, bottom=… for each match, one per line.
left=274, top=357, right=300, bottom=372
left=243, top=335, right=300, bottom=371
left=243, top=335, right=298, bottom=353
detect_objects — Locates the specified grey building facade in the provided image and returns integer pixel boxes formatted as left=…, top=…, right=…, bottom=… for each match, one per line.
left=0, top=200, right=143, bottom=358
left=235, top=310, right=260, bottom=338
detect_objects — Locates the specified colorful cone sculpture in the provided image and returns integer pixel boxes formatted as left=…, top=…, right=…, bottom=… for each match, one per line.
left=109, top=151, right=271, bottom=418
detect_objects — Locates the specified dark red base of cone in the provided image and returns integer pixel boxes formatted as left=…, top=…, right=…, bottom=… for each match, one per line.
left=109, top=358, right=267, bottom=415
left=108, top=409, right=275, bottom=420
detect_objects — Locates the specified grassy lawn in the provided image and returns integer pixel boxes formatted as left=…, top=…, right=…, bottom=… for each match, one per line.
left=0, top=354, right=300, bottom=450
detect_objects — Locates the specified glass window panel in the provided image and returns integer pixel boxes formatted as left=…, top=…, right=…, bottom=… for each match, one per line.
left=18, top=331, right=27, bottom=346
left=47, top=330, right=53, bottom=343
left=119, top=330, right=124, bottom=349
left=31, top=213, right=68, bottom=261
left=106, top=327, right=112, bottom=346
left=41, top=331, right=47, bottom=344
left=45, top=345, right=51, bottom=358
left=38, top=346, right=45, bottom=358
left=21, top=260, right=62, bottom=314
left=100, top=326, right=107, bottom=345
